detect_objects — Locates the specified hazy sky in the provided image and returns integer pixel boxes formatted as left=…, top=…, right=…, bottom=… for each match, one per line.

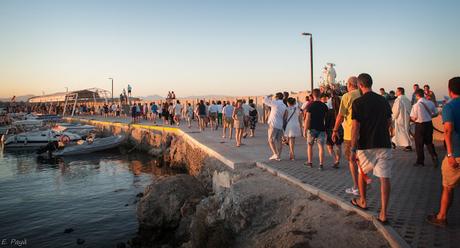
left=0, top=0, right=458, bottom=98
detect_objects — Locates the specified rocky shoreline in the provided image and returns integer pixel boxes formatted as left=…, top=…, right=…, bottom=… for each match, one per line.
left=128, top=134, right=389, bottom=248
left=68, top=120, right=390, bottom=247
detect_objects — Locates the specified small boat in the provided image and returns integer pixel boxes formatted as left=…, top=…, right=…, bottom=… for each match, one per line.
left=52, top=123, right=96, bottom=137
left=53, top=135, right=126, bottom=156
left=12, top=119, right=44, bottom=130
left=3, top=130, right=81, bottom=150
left=32, top=114, right=61, bottom=122
left=10, top=114, right=61, bottom=130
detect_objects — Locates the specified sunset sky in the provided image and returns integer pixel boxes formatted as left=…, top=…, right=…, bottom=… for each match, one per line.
left=0, top=0, right=458, bottom=99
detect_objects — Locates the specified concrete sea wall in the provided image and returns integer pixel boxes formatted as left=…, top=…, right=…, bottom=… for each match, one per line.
left=64, top=118, right=214, bottom=176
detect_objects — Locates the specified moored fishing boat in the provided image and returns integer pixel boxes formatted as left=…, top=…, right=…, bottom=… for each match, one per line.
left=53, top=135, right=126, bottom=156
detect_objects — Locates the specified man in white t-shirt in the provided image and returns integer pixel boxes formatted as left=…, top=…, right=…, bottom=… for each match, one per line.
left=208, top=101, right=218, bottom=130
left=410, top=89, right=439, bottom=167
left=264, top=93, right=287, bottom=161
left=216, top=100, right=223, bottom=128
left=222, top=102, right=234, bottom=139
left=111, top=103, right=117, bottom=117
left=173, top=100, right=182, bottom=126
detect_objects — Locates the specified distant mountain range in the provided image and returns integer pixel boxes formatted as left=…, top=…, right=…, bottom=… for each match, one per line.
left=1, top=94, right=237, bottom=103
left=138, top=94, right=234, bottom=101
left=0, top=95, right=35, bottom=102
left=138, top=95, right=165, bottom=101
left=180, top=95, right=233, bottom=99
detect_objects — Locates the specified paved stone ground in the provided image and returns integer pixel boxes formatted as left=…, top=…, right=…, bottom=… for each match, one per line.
left=73, top=115, right=459, bottom=248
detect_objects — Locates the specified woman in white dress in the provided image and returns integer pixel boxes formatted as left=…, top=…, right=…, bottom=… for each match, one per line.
left=284, top=97, right=302, bottom=160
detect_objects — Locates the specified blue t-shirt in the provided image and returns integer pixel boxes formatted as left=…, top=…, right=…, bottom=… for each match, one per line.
left=442, top=97, right=460, bottom=157
left=151, top=104, right=158, bottom=113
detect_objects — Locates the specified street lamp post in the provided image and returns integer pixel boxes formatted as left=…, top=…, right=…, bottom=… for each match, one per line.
left=301, top=32, right=313, bottom=91
left=108, top=78, right=114, bottom=103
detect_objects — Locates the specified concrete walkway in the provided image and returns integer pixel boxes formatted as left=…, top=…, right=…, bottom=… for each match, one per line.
left=70, top=115, right=458, bottom=248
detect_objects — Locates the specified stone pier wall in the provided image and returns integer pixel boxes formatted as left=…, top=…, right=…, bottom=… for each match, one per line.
left=65, top=118, right=211, bottom=176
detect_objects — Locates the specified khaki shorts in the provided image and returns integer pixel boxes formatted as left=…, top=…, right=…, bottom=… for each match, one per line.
left=209, top=112, right=217, bottom=120
left=442, top=157, right=460, bottom=188
left=357, top=148, right=393, bottom=178
left=224, top=117, right=233, bottom=126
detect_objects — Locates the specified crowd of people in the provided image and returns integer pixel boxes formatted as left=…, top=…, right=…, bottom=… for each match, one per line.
left=3, top=77, right=458, bottom=227
left=127, top=99, right=259, bottom=147
left=304, top=75, right=456, bottom=227
left=257, top=74, right=458, bottom=226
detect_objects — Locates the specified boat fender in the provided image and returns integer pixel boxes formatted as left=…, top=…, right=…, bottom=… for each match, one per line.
left=60, top=135, right=71, bottom=144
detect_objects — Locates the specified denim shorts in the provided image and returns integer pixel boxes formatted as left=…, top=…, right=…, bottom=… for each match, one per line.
left=307, top=129, right=326, bottom=145
left=268, top=127, right=283, bottom=143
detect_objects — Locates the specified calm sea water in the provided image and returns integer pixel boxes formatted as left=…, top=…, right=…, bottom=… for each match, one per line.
left=0, top=149, right=178, bottom=248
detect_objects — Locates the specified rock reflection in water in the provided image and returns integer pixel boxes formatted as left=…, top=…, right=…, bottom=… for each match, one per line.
left=0, top=149, right=182, bottom=248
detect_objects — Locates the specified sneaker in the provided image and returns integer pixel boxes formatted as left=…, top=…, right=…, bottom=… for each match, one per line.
left=318, top=165, right=324, bottom=171
left=303, top=162, right=313, bottom=168
left=333, top=162, right=339, bottom=169
left=345, top=187, right=359, bottom=196
left=269, top=154, right=278, bottom=161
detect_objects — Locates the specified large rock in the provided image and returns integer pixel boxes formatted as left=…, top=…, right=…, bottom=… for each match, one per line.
left=167, top=136, right=208, bottom=176
left=187, top=180, right=263, bottom=248
left=137, top=174, right=207, bottom=246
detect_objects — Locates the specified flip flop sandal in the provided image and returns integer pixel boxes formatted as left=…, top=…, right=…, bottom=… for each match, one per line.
left=350, top=198, right=368, bottom=210
left=377, top=218, right=389, bottom=225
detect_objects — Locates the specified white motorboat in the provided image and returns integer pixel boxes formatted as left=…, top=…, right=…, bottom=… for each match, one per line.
left=10, top=114, right=61, bottom=130
left=12, top=119, right=44, bottom=130
left=53, top=135, right=126, bottom=156
left=3, top=130, right=81, bottom=150
left=52, top=123, right=96, bottom=137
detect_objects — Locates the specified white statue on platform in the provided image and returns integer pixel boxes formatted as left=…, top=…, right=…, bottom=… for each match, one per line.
left=321, top=63, right=336, bottom=86
left=322, top=66, right=329, bottom=85
left=326, top=63, right=336, bottom=85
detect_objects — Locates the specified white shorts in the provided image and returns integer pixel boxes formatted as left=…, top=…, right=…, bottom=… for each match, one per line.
left=357, top=148, right=393, bottom=178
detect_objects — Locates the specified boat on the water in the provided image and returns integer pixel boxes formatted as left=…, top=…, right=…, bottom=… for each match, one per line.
left=53, top=135, right=126, bottom=156
left=9, top=114, right=61, bottom=131
left=3, top=130, right=81, bottom=150
left=51, top=123, right=96, bottom=137
left=31, top=114, right=61, bottom=122
left=11, top=119, right=44, bottom=130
